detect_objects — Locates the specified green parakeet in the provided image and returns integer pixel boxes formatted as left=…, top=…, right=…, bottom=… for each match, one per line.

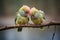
left=15, top=5, right=30, bottom=26
left=15, top=5, right=30, bottom=31
left=29, top=7, right=46, bottom=30
left=29, top=7, right=45, bottom=25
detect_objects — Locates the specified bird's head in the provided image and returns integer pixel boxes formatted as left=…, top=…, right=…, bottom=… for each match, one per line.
left=20, top=5, right=30, bottom=13
left=18, top=5, right=30, bottom=17
left=29, top=7, right=39, bottom=19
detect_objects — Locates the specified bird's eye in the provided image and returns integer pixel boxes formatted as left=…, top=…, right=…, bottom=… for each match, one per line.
left=34, top=13, right=39, bottom=19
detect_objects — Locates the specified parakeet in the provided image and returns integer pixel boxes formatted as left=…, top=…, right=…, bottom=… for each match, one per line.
left=15, top=5, right=30, bottom=31
left=15, top=5, right=30, bottom=26
left=29, top=7, right=45, bottom=25
left=29, top=7, right=45, bottom=30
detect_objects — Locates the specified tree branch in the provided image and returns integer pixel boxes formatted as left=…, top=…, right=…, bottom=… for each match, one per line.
left=0, top=21, right=60, bottom=31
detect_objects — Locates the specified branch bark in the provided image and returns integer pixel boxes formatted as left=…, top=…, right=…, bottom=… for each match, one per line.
left=0, top=21, right=60, bottom=31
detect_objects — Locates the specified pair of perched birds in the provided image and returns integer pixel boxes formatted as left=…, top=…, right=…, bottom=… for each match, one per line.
left=15, top=5, right=45, bottom=26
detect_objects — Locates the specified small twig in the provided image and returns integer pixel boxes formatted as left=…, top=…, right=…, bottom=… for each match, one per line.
left=0, top=21, right=60, bottom=31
